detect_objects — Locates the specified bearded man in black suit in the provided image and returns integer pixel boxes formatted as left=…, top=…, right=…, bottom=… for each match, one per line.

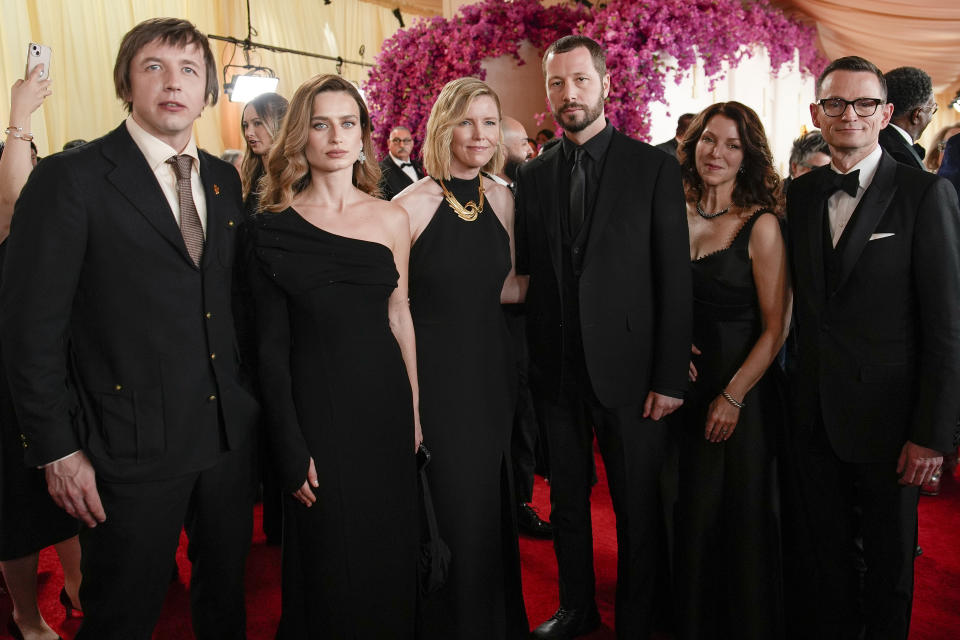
left=787, top=55, right=960, bottom=640
left=1, top=18, right=259, bottom=640
left=378, top=125, right=424, bottom=200
left=878, top=66, right=936, bottom=171
left=515, top=35, right=691, bottom=640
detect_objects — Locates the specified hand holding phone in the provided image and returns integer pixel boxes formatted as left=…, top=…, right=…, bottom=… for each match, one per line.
left=26, top=42, right=52, bottom=80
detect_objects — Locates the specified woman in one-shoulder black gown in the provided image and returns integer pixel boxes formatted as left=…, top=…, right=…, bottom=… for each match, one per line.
left=251, top=75, right=420, bottom=639
left=394, top=78, right=528, bottom=639
left=674, top=103, right=791, bottom=640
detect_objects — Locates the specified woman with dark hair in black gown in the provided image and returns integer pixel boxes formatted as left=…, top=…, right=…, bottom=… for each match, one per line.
left=394, top=77, right=528, bottom=639
left=251, top=74, right=420, bottom=639
left=675, top=102, right=791, bottom=640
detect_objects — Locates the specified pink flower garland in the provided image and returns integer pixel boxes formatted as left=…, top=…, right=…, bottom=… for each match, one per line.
left=364, top=0, right=825, bottom=149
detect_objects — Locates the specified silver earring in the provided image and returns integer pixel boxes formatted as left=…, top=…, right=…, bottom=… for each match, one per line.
left=357, top=150, right=366, bottom=163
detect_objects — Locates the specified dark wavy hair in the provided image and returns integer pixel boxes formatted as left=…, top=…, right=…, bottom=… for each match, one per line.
left=678, top=101, right=781, bottom=212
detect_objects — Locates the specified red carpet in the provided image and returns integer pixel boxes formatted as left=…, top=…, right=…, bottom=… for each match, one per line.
left=4, top=454, right=958, bottom=639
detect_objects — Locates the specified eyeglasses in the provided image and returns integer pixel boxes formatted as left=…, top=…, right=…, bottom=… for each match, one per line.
left=920, top=103, right=939, bottom=115
left=817, top=98, right=885, bottom=117
left=391, top=137, right=413, bottom=145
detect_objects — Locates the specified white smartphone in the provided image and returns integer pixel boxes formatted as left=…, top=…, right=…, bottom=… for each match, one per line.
left=26, top=42, right=52, bottom=80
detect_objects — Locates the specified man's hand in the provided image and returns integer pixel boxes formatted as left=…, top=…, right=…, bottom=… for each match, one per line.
left=896, top=440, right=943, bottom=487
left=45, top=451, right=106, bottom=527
left=643, top=391, right=683, bottom=421
left=293, top=457, right=319, bottom=507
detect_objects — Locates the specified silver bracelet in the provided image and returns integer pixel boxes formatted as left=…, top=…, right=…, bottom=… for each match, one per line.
left=4, top=126, right=34, bottom=142
left=721, top=390, right=744, bottom=409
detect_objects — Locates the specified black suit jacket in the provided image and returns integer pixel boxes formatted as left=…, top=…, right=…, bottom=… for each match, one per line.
left=0, top=124, right=259, bottom=482
left=378, top=157, right=423, bottom=201
left=515, top=129, right=691, bottom=408
left=787, top=151, right=960, bottom=462
left=879, top=126, right=925, bottom=171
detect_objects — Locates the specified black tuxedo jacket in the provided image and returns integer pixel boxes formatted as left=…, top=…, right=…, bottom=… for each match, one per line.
left=879, top=126, right=925, bottom=171
left=0, top=124, right=259, bottom=482
left=787, top=151, right=960, bottom=462
left=515, top=129, right=691, bottom=408
left=378, top=156, right=423, bottom=200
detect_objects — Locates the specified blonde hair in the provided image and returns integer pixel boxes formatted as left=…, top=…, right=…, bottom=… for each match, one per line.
left=260, top=75, right=380, bottom=213
left=240, top=92, right=288, bottom=201
left=423, top=77, right=505, bottom=180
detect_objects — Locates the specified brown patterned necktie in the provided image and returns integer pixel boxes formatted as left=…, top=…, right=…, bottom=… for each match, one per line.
left=166, top=154, right=204, bottom=266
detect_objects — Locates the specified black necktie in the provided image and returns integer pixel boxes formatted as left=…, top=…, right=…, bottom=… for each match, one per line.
left=569, top=147, right=585, bottom=232
left=399, top=162, right=412, bottom=169
left=827, top=169, right=860, bottom=198
left=913, top=143, right=926, bottom=161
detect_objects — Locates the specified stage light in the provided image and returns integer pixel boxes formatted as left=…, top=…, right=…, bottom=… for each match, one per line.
left=228, top=75, right=279, bottom=103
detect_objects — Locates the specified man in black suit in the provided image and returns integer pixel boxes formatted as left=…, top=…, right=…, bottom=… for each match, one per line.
left=787, top=56, right=960, bottom=640
left=653, top=112, right=694, bottom=159
left=378, top=125, right=423, bottom=200
left=878, top=66, right=936, bottom=171
left=0, top=18, right=259, bottom=639
left=516, top=35, right=691, bottom=640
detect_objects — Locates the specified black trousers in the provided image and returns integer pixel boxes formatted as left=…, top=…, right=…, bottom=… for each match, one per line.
left=76, top=441, right=256, bottom=640
left=790, top=416, right=917, bottom=640
left=543, top=386, right=669, bottom=639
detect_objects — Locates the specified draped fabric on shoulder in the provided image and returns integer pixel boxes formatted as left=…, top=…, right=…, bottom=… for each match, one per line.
left=251, top=208, right=417, bottom=639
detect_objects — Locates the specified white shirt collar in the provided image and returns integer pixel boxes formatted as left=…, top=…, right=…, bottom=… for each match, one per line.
left=125, top=116, right=200, bottom=173
left=887, top=123, right=914, bottom=145
left=830, top=144, right=882, bottom=193
left=390, top=153, right=411, bottom=167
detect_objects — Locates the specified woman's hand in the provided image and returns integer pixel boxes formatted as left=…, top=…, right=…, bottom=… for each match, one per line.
left=414, top=417, right=424, bottom=453
left=704, top=394, right=740, bottom=443
left=9, top=64, right=52, bottom=128
left=293, top=457, right=319, bottom=507
left=688, top=344, right=701, bottom=382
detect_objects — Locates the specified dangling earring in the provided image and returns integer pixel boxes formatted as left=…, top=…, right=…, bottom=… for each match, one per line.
left=357, top=150, right=366, bottom=164
left=738, top=165, right=745, bottom=174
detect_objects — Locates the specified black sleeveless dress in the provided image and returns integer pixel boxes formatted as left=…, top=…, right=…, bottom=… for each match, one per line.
left=676, top=209, right=784, bottom=640
left=410, top=176, right=528, bottom=639
left=252, top=208, right=418, bottom=639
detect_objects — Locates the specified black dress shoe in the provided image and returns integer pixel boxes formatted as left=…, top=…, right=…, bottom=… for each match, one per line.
left=518, top=503, right=553, bottom=539
left=531, top=604, right=600, bottom=639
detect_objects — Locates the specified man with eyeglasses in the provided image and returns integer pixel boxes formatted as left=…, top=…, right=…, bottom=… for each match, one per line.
left=879, top=67, right=937, bottom=171
left=786, top=55, right=960, bottom=640
left=378, top=125, right=424, bottom=200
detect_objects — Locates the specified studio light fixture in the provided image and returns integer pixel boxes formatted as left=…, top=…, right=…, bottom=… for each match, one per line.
left=223, top=64, right=279, bottom=103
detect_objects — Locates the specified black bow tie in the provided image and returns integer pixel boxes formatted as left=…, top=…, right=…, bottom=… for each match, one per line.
left=913, top=143, right=926, bottom=160
left=399, top=162, right=413, bottom=169
left=827, top=169, right=860, bottom=198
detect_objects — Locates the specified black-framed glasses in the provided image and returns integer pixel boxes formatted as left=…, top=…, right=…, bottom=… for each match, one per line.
left=817, top=98, right=885, bottom=117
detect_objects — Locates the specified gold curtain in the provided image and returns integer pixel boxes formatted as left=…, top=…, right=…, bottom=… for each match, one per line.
left=0, top=0, right=402, bottom=156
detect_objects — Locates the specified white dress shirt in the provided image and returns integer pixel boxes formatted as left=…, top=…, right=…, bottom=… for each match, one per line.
left=828, top=145, right=883, bottom=247
left=390, top=153, right=419, bottom=183
left=126, top=116, right=208, bottom=235
left=888, top=122, right=915, bottom=145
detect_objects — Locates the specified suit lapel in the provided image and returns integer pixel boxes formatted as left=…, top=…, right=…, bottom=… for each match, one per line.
left=535, top=145, right=563, bottom=281
left=834, top=152, right=898, bottom=292
left=804, top=170, right=829, bottom=305
left=198, top=153, right=227, bottom=272
left=583, top=132, right=627, bottom=268
left=102, top=125, right=196, bottom=267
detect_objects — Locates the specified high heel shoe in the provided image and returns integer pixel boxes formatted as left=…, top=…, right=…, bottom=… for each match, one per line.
left=59, top=587, right=82, bottom=618
left=6, top=618, right=64, bottom=640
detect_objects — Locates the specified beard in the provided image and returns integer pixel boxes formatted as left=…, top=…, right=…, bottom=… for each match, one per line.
left=552, top=94, right=604, bottom=133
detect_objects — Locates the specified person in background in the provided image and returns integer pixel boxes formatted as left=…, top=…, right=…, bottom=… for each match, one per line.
left=219, top=148, right=243, bottom=174
left=675, top=101, right=790, bottom=640
left=62, top=139, right=87, bottom=152
left=0, top=19, right=260, bottom=639
left=240, top=92, right=289, bottom=214
left=655, top=112, right=695, bottom=159
left=924, top=124, right=960, bottom=173
left=783, top=130, right=831, bottom=194
left=0, top=61, right=83, bottom=640
left=378, top=125, right=424, bottom=201
left=535, top=128, right=555, bottom=149
left=879, top=66, right=936, bottom=171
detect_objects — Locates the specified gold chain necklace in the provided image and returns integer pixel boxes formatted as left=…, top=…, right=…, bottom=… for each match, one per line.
left=437, top=176, right=484, bottom=222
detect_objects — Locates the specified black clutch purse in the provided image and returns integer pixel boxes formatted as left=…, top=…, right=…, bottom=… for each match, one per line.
left=417, top=444, right=451, bottom=596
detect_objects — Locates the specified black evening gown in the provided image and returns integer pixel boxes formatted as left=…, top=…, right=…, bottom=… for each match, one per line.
left=676, top=209, right=784, bottom=640
left=411, top=176, right=528, bottom=639
left=0, top=242, right=78, bottom=561
left=251, top=208, right=418, bottom=639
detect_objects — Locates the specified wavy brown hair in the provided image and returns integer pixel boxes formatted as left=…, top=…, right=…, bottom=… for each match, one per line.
left=423, top=77, right=504, bottom=180
left=260, top=75, right=380, bottom=212
left=678, top=101, right=781, bottom=213
left=240, top=92, right=288, bottom=202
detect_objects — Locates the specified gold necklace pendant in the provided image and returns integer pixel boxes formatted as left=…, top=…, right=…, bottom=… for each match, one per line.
left=438, top=177, right=484, bottom=222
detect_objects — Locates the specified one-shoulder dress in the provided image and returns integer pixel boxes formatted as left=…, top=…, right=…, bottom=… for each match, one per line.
left=411, top=176, right=528, bottom=639
left=676, top=209, right=785, bottom=640
left=252, top=208, right=418, bottom=639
